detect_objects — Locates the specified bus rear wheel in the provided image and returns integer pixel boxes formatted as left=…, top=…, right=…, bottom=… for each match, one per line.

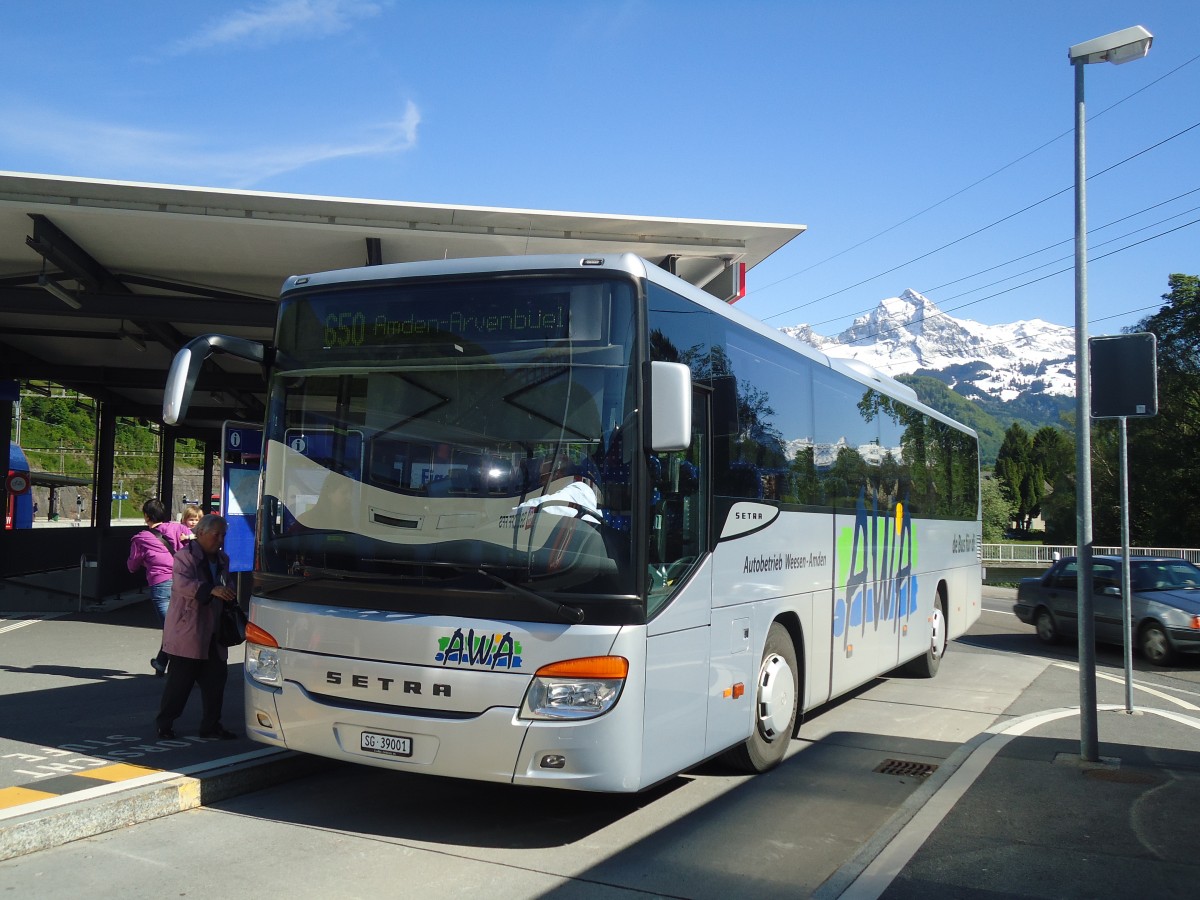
left=722, top=622, right=798, bottom=774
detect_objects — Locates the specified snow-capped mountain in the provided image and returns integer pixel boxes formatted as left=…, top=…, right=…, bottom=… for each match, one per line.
left=779, top=288, right=1076, bottom=403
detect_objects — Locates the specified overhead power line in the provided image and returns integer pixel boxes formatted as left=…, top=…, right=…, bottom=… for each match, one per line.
left=800, top=186, right=1200, bottom=333
left=751, top=52, right=1200, bottom=304
left=813, top=202, right=1200, bottom=333
left=918, top=186, right=1200, bottom=296
left=762, top=120, right=1200, bottom=323
left=823, top=216, right=1200, bottom=364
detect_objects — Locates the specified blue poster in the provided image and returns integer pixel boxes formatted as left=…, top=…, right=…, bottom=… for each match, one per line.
left=221, top=422, right=263, bottom=573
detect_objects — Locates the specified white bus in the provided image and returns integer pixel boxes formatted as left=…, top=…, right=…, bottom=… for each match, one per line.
left=165, top=253, right=981, bottom=792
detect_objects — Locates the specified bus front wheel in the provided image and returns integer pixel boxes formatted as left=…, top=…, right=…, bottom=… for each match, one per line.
left=722, top=622, right=798, bottom=774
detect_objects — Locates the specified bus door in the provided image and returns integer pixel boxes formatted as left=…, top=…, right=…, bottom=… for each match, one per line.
left=643, top=388, right=711, bottom=785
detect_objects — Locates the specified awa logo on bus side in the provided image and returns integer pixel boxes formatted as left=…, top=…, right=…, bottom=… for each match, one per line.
left=833, top=494, right=919, bottom=641
left=435, top=627, right=524, bottom=670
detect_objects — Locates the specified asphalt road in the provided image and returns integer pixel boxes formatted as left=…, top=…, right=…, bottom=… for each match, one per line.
left=3, top=587, right=1198, bottom=898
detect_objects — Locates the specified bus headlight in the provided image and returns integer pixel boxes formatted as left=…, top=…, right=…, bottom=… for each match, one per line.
left=246, top=644, right=281, bottom=686
left=519, top=656, right=628, bottom=720
left=245, top=621, right=282, bottom=687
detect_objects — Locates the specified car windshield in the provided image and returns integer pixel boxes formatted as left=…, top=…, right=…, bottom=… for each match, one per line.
left=1129, top=560, right=1200, bottom=592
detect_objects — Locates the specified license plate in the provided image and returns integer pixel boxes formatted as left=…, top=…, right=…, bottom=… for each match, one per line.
left=360, top=731, right=413, bottom=757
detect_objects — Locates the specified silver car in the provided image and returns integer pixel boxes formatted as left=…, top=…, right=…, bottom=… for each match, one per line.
left=1014, top=555, right=1200, bottom=666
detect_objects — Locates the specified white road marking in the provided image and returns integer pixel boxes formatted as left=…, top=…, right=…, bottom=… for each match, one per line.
left=1052, top=661, right=1200, bottom=711
left=0, top=615, right=63, bottom=635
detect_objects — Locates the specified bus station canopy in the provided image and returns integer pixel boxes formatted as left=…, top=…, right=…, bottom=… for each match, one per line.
left=28, top=472, right=91, bottom=489
left=0, top=171, right=804, bottom=440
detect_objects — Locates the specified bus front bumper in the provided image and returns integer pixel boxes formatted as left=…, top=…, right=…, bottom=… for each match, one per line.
left=244, top=676, right=645, bottom=792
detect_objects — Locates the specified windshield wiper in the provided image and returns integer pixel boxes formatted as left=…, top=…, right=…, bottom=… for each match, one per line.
left=257, top=568, right=401, bottom=596
left=477, top=569, right=585, bottom=624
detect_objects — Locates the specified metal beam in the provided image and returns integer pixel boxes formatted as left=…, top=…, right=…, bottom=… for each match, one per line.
left=366, top=237, right=383, bottom=266
left=0, top=287, right=277, bottom=327
left=26, top=214, right=122, bottom=293
left=23, top=215, right=214, bottom=354
left=0, top=361, right=264, bottom=393
left=116, top=273, right=272, bottom=302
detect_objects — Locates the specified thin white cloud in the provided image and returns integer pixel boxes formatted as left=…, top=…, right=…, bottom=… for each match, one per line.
left=0, top=100, right=419, bottom=188
left=173, top=0, right=383, bottom=53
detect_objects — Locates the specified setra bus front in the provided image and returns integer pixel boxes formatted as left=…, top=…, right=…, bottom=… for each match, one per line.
left=239, top=256, right=691, bottom=792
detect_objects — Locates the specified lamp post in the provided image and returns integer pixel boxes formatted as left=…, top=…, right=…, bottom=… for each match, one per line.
left=1068, top=25, right=1152, bottom=763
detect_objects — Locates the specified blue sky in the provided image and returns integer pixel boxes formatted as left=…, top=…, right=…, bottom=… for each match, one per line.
left=1, top=1, right=1195, bottom=343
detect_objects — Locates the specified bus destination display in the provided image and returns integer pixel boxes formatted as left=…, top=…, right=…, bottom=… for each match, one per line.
left=299, top=291, right=573, bottom=350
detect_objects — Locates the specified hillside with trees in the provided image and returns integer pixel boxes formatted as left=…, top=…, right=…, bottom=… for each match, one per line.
left=13, top=385, right=206, bottom=514
left=896, top=374, right=1007, bottom=465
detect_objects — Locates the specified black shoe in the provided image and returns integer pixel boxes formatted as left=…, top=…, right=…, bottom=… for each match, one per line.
left=150, top=657, right=167, bottom=677
left=157, top=728, right=176, bottom=739
left=199, top=727, right=238, bottom=740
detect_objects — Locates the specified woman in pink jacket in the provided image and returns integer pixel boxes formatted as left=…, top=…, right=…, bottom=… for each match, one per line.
left=127, top=499, right=193, bottom=676
left=155, top=514, right=238, bottom=740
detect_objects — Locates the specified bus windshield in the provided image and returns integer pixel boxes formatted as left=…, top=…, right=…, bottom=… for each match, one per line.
left=257, top=275, right=639, bottom=618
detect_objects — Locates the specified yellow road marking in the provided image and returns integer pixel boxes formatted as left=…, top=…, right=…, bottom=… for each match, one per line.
left=0, top=786, right=58, bottom=809
left=79, top=763, right=161, bottom=783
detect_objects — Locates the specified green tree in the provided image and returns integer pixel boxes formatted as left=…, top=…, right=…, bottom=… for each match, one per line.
left=1031, top=426, right=1072, bottom=483
left=1028, top=424, right=1071, bottom=536
left=1096, top=274, right=1200, bottom=546
left=995, top=423, right=1042, bottom=531
left=981, top=474, right=1014, bottom=542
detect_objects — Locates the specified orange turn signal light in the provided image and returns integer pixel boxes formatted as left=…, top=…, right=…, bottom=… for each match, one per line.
left=246, top=621, right=278, bottom=648
left=534, top=656, right=628, bottom=679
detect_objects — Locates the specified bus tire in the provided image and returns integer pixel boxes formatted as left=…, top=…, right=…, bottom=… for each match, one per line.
left=722, top=622, right=798, bottom=774
left=902, top=590, right=947, bottom=678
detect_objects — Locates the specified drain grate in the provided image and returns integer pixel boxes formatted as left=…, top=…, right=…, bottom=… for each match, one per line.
left=874, top=758, right=939, bottom=778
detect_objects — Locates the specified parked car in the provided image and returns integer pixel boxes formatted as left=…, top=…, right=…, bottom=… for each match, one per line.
left=1014, top=555, right=1200, bottom=666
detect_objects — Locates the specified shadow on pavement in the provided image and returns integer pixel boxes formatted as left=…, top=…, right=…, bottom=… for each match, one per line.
left=881, top=731, right=1200, bottom=899
left=214, top=727, right=958, bottom=897
left=1, top=601, right=252, bottom=783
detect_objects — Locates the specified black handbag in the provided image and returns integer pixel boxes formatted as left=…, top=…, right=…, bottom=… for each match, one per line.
left=218, top=601, right=249, bottom=647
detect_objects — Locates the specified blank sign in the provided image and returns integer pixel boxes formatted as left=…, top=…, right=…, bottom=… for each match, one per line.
left=1089, top=332, right=1157, bottom=419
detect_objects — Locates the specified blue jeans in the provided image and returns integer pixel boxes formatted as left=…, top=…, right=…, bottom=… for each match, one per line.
left=151, top=580, right=172, bottom=623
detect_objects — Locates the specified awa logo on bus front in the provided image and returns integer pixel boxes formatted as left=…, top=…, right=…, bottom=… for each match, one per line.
left=833, top=492, right=919, bottom=641
left=435, top=627, right=524, bottom=670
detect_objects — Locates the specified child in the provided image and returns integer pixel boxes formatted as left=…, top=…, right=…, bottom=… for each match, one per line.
left=180, top=504, right=204, bottom=540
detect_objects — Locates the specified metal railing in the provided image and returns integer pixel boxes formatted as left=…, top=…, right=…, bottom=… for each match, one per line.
left=981, top=544, right=1200, bottom=565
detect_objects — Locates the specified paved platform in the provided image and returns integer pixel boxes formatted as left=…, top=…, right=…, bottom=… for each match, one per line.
left=0, top=597, right=330, bottom=861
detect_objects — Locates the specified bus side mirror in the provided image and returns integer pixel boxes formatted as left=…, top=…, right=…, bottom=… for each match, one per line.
left=164, top=334, right=266, bottom=424
left=647, top=361, right=691, bottom=452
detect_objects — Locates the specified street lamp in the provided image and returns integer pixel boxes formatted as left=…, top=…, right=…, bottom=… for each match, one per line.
left=1068, top=24, right=1152, bottom=763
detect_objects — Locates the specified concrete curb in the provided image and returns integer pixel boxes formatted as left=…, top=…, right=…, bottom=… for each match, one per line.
left=0, top=749, right=328, bottom=862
